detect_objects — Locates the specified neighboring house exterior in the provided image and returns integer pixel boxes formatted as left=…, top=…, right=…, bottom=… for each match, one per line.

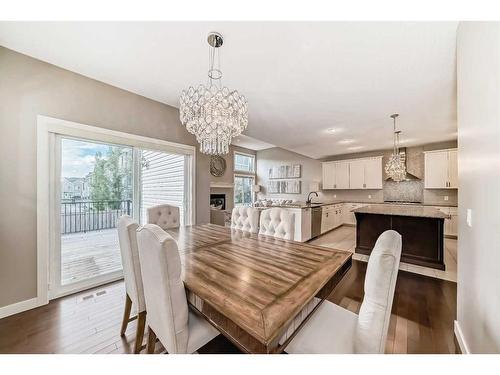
left=62, top=175, right=91, bottom=201
left=62, top=150, right=132, bottom=202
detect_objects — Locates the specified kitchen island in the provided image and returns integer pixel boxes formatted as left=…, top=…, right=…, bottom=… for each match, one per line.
left=353, top=204, right=448, bottom=270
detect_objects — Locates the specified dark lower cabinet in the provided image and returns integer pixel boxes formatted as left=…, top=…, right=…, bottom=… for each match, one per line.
left=355, top=212, right=445, bottom=270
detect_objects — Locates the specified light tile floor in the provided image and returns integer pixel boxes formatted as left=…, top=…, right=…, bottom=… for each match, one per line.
left=310, top=225, right=457, bottom=282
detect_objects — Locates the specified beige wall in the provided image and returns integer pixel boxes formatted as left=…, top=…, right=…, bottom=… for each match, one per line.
left=256, top=147, right=322, bottom=202
left=456, top=22, right=500, bottom=353
left=0, top=47, right=212, bottom=308
left=257, top=141, right=458, bottom=206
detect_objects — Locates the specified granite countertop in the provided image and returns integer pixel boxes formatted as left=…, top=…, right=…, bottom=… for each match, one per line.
left=254, top=201, right=457, bottom=210
left=261, top=201, right=456, bottom=209
left=352, top=204, right=449, bottom=219
left=255, top=201, right=345, bottom=209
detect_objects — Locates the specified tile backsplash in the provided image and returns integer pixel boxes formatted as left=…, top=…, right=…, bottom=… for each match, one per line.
left=383, top=180, right=424, bottom=202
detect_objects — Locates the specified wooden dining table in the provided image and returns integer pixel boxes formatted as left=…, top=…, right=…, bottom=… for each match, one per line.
left=165, top=223, right=352, bottom=354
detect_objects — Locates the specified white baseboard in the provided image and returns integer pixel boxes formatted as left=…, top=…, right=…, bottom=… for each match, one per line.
left=0, top=297, right=42, bottom=319
left=454, top=320, right=470, bottom=354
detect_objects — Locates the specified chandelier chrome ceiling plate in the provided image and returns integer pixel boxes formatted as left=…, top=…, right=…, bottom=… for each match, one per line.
left=179, top=32, right=248, bottom=155
left=385, top=113, right=407, bottom=182
left=207, top=32, right=223, bottom=48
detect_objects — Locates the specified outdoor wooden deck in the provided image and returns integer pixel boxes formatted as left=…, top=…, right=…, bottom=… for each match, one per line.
left=61, top=229, right=122, bottom=285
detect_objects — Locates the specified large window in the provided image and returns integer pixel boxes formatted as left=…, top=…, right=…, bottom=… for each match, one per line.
left=234, top=152, right=255, bottom=173
left=233, top=152, right=256, bottom=207
left=234, top=175, right=254, bottom=207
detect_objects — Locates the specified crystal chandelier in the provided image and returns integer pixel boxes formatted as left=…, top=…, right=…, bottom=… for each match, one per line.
left=179, top=32, right=248, bottom=155
left=384, top=113, right=407, bottom=182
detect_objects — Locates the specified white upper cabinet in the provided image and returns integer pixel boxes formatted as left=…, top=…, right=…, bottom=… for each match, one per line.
left=335, top=161, right=350, bottom=189
left=322, top=161, right=351, bottom=189
left=322, top=156, right=382, bottom=190
left=364, top=157, right=383, bottom=189
left=448, top=150, right=458, bottom=188
left=424, top=149, right=458, bottom=189
left=348, top=160, right=365, bottom=189
left=322, top=162, right=336, bottom=189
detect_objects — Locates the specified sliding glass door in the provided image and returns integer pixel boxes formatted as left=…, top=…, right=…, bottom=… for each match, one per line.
left=50, top=134, right=194, bottom=298
left=57, top=138, right=133, bottom=290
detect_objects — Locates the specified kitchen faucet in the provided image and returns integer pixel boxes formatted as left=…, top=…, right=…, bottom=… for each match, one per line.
left=306, top=191, right=319, bottom=205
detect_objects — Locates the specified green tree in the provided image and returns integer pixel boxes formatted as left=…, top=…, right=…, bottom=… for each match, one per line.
left=107, top=147, right=126, bottom=209
left=89, top=147, right=132, bottom=211
left=90, top=151, right=110, bottom=211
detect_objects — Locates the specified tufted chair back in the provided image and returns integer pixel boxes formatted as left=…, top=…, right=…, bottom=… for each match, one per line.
left=147, top=204, right=180, bottom=230
left=258, top=208, right=295, bottom=240
left=354, top=230, right=402, bottom=353
left=117, top=215, right=145, bottom=313
left=231, top=206, right=259, bottom=233
left=136, top=224, right=190, bottom=354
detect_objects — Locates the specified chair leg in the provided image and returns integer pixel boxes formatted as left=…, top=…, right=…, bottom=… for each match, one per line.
left=147, top=326, right=157, bottom=354
left=120, top=294, right=132, bottom=336
left=134, top=311, right=147, bottom=354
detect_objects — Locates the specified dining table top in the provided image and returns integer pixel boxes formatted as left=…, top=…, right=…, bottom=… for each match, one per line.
left=165, top=223, right=352, bottom=353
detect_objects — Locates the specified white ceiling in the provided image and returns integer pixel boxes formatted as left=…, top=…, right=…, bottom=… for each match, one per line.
left=0, top=22, right=458, bottom=159
left=232, top=134, right=275, bottom=151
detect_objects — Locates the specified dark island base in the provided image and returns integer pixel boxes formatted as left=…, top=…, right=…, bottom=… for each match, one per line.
left=355, top=212, right=445, bottom=270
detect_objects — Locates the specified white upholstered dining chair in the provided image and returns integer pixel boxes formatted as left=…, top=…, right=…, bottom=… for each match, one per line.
left=117, top=215, right=147, bottom=354
left=147, top=204, right=180, bottom=229
left=136, top=224, right=220, bottom=354
left=231, top=206, right=259, bottom=233
left=285, top=230, right=402, bottom=354
left=259, top=207, right=295, bottom=240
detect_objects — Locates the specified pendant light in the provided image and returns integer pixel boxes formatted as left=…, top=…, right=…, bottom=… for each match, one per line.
left=384, top=113, right=406, bottom=182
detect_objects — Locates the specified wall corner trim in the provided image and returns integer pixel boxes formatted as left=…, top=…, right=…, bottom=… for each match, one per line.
left=454, top=320, right=470, bottom=354
left=0, top=297, right=44, bottom=320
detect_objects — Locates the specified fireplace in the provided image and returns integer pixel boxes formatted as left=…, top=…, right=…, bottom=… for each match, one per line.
left=210, top=193, right=226, bottom=210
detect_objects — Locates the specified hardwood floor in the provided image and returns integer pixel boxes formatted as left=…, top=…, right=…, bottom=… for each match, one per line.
left=329, top=261, right=457, bottom=354
left=0, top=258, right=456, bottom=354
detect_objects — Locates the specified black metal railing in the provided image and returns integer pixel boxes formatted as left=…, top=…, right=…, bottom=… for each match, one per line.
left=61, top=200, right=131, bottom=234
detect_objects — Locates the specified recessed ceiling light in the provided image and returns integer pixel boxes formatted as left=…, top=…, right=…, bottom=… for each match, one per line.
left=347, top=146, right=364, bottom=151
left=325, top=128, right=338, bottom=134
left=338, top=139, right=355, bottom=145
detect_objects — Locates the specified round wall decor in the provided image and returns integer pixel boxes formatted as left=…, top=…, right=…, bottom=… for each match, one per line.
left=210, top=155, right=226, bottom=177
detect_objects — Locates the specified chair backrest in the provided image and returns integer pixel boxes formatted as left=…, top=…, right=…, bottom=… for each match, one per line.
left=258, top=208, right=295, bottom=240
left=354, top=230, right=402, bottom=354
left=147, top=204, right=180, bottom=230
left=231, top=206, right=259, bottom=233
left=136, top=224, right=189, bottom=354
left=117, top=215, right=145, bottom=312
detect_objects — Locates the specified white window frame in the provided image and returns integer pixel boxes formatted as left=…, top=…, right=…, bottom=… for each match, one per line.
left=233, top=173, right=255, bottom=207
left=233, top=151, right=256, bottom=174
left=37, top=115, right=196, bottom=302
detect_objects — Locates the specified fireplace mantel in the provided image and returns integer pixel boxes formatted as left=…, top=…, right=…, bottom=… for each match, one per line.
left=210, top=182, right=234, bottom=189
